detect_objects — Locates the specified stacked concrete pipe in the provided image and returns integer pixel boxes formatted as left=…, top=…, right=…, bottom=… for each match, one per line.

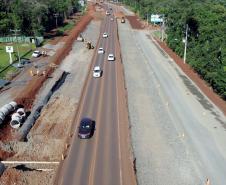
left=10, top=108, right=26, bottom=129
left=0, top=101, right=17, bottom=125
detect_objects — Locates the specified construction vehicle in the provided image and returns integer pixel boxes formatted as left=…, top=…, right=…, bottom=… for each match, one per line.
left=77, top=34, right=84, bottom=42
left=86, top=42, right=94, bottom=49
left=121, top=17, right=125, bottom=23
left=77, top=34, right=94, bottom=49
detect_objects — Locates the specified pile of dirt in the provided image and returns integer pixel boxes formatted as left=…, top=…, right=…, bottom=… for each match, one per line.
left=115, top=11, right=125, bottom=18
left=0, top=168, right=55, bottom=185
left=0, top=150, right=14, bottom=161
left=31, top=96, right=77, bottom=139
left=126, top=15, right=144, bottom=29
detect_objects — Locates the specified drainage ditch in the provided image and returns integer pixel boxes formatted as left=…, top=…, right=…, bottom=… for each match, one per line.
left=17, top=71, right=69, bottom=141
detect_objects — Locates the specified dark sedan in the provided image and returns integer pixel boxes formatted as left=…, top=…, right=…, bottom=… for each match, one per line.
left=78, top=118, right=95, bottom=139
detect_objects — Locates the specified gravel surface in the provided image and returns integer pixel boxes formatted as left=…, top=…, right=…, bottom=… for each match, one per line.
left=118, top=19, right=226, bottom=185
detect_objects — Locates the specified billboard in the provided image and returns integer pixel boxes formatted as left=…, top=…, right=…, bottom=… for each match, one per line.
left=150, top=14, right=164, bottom=24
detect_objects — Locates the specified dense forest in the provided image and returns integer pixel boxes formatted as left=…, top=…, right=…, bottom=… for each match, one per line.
left=124, top=0, right=226, bottom=100
left=0, top=0, right=80, bottom=36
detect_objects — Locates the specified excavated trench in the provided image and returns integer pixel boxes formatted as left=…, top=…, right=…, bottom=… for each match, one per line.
left=17, top=71, right=69, bottom=141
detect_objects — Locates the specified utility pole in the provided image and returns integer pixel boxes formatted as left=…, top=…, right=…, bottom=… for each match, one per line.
left=161, top=17, right=165, bottom=42
left=10, top=29, right=21, bottom=64
left=146, top=13, right=149, bottom=26
left=53, top=13, right=59, bottom=28
left=183, top=24, right=188, bottom=63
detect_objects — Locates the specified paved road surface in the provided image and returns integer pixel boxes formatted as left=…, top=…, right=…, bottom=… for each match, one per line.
left=56, top=5, right=135, bottom=185
left=118, top=10, right=226, bottom=185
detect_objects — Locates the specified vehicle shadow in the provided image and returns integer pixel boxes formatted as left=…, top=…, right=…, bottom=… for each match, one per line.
left=90, top=120, right=96, bottom=138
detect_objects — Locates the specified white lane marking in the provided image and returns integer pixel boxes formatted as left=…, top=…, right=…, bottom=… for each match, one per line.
left=36, top=169, right=54, bottom=171
left=1, top=161, right=59, bottom=164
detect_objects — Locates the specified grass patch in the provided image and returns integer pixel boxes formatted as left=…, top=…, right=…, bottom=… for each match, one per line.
left=0, top=43, right=34, bottom=69
left=58, top=21, right=75, bottom=33
left=0, top=65, right=18, bottom=79
left=153, top=30, right=162, bottom=39
left=40, top=39, right=50, bottom=46
left=0, top=42, right=34, bottom=79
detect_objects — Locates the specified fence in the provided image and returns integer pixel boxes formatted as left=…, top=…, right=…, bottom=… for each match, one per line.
left=0, top=36, right=44, bottom=45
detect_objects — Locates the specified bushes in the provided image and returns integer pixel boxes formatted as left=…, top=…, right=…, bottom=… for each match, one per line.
left=0, top=0, right=81, bottom=36
left=127, top=0, right=226, bottom=100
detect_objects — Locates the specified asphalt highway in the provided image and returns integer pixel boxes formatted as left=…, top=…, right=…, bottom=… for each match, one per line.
left=55, top=4, right=135, bottom=185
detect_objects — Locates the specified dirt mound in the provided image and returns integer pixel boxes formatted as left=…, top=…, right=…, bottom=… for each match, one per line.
left=0, top=168, right=55, bottom=185
left=115, top=11, right=125, bottom=18
left=126, top=15, right=144, bottom=29
left=31, top=96, right=77, bottom=139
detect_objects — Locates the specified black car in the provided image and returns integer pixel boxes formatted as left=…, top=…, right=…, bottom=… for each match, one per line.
left=17, top=59, right=31, bottom=68
left=78, top=118, right=95, bottom=139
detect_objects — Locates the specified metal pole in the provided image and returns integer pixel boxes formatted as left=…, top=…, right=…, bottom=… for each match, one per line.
left=9, top=52, right=12, bottom=64
left=54, top=13, right=59, bottom=28
left=183, top=24, right=188, bottom=63
left=10, top=29, right=21, bottom=64
left=16, top=40, right=21, bottom=64
left=161, top=19, right=164, bottom=42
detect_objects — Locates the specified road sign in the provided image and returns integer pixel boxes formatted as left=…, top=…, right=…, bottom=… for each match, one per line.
left=150, top=14, right=164, bottom=24
left=5, top=46, right=13, bottom=64
left=6, top=46, right=13, bottom=53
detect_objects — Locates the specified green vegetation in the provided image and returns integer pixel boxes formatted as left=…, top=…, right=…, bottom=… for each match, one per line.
left=0, top=43, right=34, bottom=67
left=58, top=21, right=75, bottom=33
left=153, top=30, right=162, bottom=40
left=0, top=0, right=82, bottom=36
left=0, top=66, right=18, bottom=79
left=124, top=0, right=226, bottom=100
left=0, top=0, right=83, bottom=78
left=0, top=43, right=34, bottom=79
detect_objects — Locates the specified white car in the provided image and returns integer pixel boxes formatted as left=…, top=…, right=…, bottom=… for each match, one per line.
left=93, top=66, right=102, bottom=78
left=102, top=33, right=108, bottom=38
left=106, top=11, right=110, bottom=15
left=98, top=48, right=104, bottom=54
left=32, top=50, right=41, bottom=58
left=108, top=54, right=115, bottom=61
left=110, top=17, right=114, bottom=21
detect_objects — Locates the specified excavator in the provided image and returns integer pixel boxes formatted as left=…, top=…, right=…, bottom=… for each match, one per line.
left=77, top=34, right=94, bottom=49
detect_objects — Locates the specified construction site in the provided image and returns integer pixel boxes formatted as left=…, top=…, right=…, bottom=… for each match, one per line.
left=0, top=1, right=226, bottom=185
left=0, top=3, right=103, bottom=184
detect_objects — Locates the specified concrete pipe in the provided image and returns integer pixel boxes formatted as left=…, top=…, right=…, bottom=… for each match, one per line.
left=0, top=111, right=5, bottom=120
left=9, top=101, right=17, bottom=111
left=0, top=117, right=3, bottom=125
left=17, top=108, right=26, bottom=119
left=10, top=113, right=23, bottom=129
left=4, top=103, right=14, bottom=112
left=0, top=106, right=10, bottom=116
